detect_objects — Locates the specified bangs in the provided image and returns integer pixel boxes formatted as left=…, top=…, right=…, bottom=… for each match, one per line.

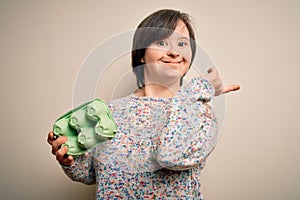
left=131, top=9, right=196, bottom=88
left=133, top=27, right=174, bottom=50
left=133, top=10, right=180, bottom=49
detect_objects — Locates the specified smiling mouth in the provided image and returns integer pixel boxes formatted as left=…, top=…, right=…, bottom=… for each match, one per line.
left=161, top=60, right=183, bottom=64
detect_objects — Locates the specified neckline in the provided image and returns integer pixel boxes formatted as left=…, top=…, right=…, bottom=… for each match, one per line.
left=129, top=93, right=173, bottom=102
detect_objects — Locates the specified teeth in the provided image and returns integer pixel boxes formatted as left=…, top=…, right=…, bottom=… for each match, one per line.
left=162, top=61, right=182, bottom=64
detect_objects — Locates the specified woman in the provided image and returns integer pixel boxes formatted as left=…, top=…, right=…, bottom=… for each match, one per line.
left=48, top=9, right=239, bottom=199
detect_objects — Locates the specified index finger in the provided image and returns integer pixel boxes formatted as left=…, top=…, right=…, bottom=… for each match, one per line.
left=223, top=84, right=240, bottom=94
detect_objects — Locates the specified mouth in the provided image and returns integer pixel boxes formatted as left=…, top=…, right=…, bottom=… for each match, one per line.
left=161, top=60, right=183, bottom=65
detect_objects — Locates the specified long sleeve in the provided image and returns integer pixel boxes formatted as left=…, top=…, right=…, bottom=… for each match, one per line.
left=61, top=148, right=96, bottom=185
left=156, top=77, right=218, bottom=170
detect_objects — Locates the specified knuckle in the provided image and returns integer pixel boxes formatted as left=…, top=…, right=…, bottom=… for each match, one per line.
left=56, top=146, right=67, bottom=158
left=53, top=137, right=65, bottom=148
left=58, top=136, right=67, bottom=144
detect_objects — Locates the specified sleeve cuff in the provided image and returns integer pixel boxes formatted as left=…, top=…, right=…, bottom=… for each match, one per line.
left=179, top=77, right=215, bottom=102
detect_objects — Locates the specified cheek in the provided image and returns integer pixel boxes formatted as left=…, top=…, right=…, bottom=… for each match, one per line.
left=180, top=64, right=190, bottom=76
left=181, top=49, right=192, bottom=74
left=182, top=48, right=192, bottom=63
left=144, top=48, right=164, bottom=63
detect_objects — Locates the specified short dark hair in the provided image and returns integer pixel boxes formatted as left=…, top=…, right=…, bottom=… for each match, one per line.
left=131, top=9, right=196, bottom=88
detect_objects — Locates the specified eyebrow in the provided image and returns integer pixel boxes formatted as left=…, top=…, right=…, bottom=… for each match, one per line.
left=170, top=36, right=190, bottom=43
left=177, top=36, right=190, bottom=41
left=167, top=33, right=190, bottom=41
left=156, top=35, right=190, bottom=43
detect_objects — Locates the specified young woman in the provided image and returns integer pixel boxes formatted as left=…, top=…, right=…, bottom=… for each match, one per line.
left=48, top=9, right=239, bottom=199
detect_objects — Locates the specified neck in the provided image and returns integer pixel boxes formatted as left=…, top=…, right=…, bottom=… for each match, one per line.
left=135, top=82, right=180, bottom=98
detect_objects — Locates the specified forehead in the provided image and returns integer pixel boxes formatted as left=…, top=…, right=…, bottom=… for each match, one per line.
left=172, top=19, right=190, bottom=39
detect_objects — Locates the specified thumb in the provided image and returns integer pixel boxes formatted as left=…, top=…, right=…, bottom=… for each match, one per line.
left=202, top=67, right=218, bottom=81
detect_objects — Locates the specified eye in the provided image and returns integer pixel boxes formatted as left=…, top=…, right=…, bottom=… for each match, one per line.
left=157, top=40, right=168, bottom=47
left=178, top=41, right=189, bottom=47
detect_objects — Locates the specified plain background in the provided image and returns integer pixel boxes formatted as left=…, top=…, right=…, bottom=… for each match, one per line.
left=1, top=0, right=299, bottom=199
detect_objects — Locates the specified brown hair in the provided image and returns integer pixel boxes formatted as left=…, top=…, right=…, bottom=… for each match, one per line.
left=131, top=9, right=196, bottom=88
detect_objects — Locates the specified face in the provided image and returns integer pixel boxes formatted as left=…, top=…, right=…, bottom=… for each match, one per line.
left=143, top=20, right=193, bottom=81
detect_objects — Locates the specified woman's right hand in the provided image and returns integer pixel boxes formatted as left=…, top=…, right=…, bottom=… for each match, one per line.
left=47, top=131, right=74, bottom=166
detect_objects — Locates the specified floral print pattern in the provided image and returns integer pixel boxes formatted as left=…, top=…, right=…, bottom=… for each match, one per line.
left=62, top=77, right=218, bottom=199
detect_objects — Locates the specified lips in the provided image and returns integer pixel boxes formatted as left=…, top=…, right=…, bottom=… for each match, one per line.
left=161, top=60, right=183, bottom=64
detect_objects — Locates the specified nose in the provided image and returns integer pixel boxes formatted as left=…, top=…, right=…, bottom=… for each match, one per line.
left=167, top=50, right=180, bottom=58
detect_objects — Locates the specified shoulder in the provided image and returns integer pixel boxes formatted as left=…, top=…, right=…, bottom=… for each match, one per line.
left=107, top=95, right=131, bottom=112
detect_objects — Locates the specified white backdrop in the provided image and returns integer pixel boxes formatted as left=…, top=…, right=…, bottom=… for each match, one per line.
left=0, top=1, right=299, bottom=199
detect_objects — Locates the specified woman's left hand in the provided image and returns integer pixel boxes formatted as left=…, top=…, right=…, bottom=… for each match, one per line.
left=202, top=67, right=240, bottom=96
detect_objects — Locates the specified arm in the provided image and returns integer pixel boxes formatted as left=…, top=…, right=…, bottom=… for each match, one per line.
left=61, top=150, right=96, bottom=185
left=47, top=131, right=96, bottom=185
left=156, top=78, right=218, bottom=170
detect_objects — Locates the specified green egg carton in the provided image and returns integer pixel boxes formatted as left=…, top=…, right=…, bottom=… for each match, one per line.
left=53, top=98, right=117, bottom=156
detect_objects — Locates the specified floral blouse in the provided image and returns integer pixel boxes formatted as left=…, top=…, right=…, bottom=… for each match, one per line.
left=62, top=77, right=218, bottom=199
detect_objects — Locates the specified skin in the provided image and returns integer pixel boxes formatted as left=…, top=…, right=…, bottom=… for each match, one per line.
left=47, top=132, right=74, bottom=166
left=203, top=67, right=240, bottom=96
left=137, top=20, right=192, bottom=98
left=47, top=19, right=240, bottom=166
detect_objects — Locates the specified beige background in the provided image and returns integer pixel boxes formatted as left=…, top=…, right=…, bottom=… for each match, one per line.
left=0, top=0, right=299, bottom=199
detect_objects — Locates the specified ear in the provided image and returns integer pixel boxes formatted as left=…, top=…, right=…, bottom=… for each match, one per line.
left=140, top=58, right=145, bottom=63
